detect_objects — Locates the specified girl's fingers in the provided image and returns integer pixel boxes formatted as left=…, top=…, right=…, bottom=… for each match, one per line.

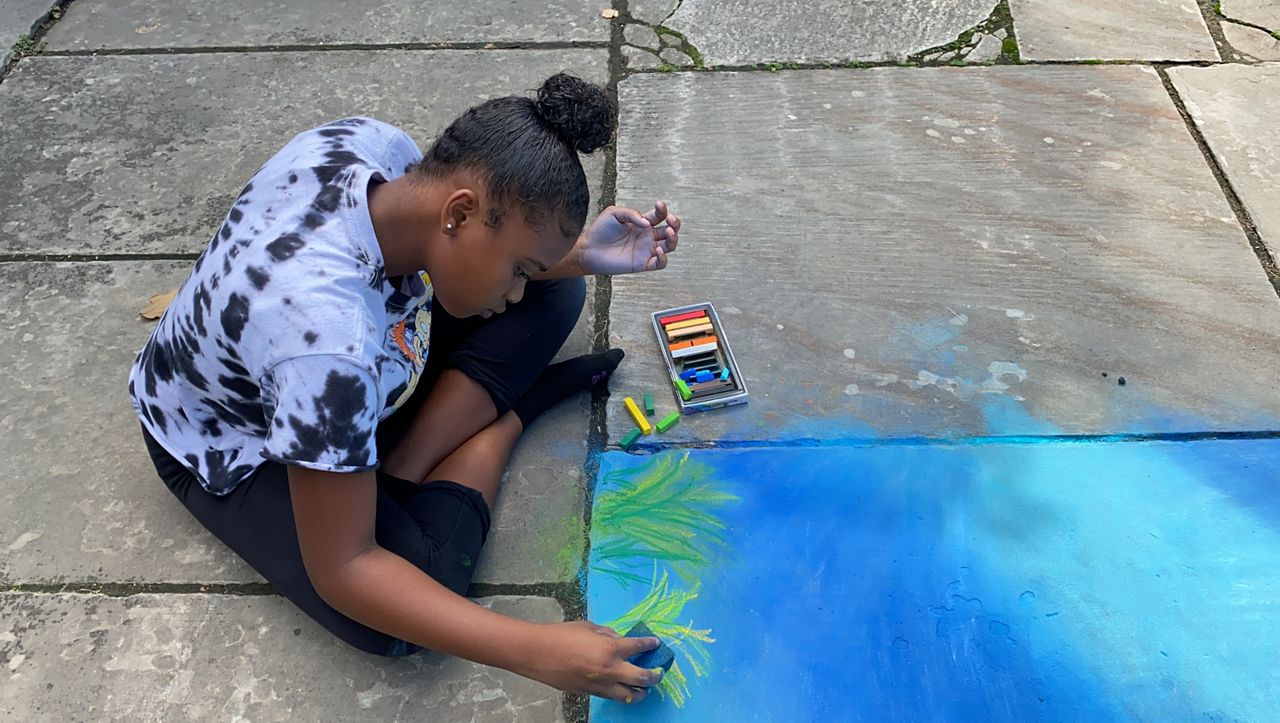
left=665, top=210, right=681, bottom=234
left=663, top=226, right=678, bottom=253
left=641, top=200, right=667, bottom=227
left=619, top=661, right=663, bottom=689
left=610, top=206, right=651, bottom=230
left=617, top=634, right=660, bottom=659
left=607, top=683, right=649, bottom=705
left=645, top=246, right=667, bottom=271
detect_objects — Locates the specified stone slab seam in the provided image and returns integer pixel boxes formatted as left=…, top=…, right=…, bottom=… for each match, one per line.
left=908, top=0, right=1021, bottom=66
left=611, top=430, right=1280, bottom=455
left=3, top=581, right=276, bottom=596
left=1, top=0, right=76, bottom=81
left=42, top=40, right=610, bottom=57
left=1206, top=0, right=1280, bottom=60
left=1158, top=66, right=1280, bottom=298
left=563, top=3, right=631, bottom=721
left=1, top=580, right=582, bottom=603
left=608, top=4, right=702, bottom=70
left=0, top=252, right=200, bottom=264
left=1197, top=0, right=1280, bottom=61
left=618, top=0, right=1025, bottom=72
left=1198, top=0, right=1244, bottom=60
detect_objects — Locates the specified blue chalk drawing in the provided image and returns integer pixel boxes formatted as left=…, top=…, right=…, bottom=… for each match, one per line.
left=588, top=440, right=1280, bottom=721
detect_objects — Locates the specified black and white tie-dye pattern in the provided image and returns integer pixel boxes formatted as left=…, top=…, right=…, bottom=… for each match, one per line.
left=129, top=118, right=432, bottom=495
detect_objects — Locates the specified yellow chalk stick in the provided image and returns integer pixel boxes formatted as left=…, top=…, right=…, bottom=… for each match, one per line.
left=624, top=396, right=653, bottom=434
left=667, top=322, right=715, bottom=339
left=664, top=317, right=712, bottom=332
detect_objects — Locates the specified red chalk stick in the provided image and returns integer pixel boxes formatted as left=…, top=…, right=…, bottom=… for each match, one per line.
left=659, top=310, right=708, bottom=325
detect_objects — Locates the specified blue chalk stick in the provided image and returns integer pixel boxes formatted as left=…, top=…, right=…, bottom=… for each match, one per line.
left=719, top=368, right=730, bottom=381
left=694, top=370, right=714, bottom=383
left=624, top=622, right=675, bottom=675
left=679, top=369, right=699, bottom=382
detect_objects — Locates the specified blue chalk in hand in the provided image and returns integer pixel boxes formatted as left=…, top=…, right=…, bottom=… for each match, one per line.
left=624, top=622, right=675, bottom=676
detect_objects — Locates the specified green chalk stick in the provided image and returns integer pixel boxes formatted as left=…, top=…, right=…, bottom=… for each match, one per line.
left=674, top=378, right=692, bottom=400
left=619, top=428, right=642, bottom=449
left=643, top=393, right=655, bottom=416
left=656, top=411, right=681, bottom=433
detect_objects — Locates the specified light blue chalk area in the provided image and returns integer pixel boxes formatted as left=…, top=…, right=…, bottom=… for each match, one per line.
left=588, top=439, right=1280, bottom=722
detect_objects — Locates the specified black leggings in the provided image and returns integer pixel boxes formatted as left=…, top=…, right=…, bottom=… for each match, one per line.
left=142, top=277, right=586, bottom=656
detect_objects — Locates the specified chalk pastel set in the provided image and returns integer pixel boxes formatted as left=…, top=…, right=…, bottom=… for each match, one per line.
left=651, top=302, right=748, bottom=413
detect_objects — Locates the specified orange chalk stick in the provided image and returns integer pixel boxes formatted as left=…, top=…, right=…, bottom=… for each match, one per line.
left=669, top=335, right=717, bottom=352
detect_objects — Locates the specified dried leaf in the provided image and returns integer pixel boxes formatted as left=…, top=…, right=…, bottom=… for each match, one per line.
left=600, top=8, right=619, bottom=19
left=140, top=289, right=178, bottom=320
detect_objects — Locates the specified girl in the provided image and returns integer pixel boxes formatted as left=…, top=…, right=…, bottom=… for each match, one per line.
left=130, top=72, right=679, bottom=704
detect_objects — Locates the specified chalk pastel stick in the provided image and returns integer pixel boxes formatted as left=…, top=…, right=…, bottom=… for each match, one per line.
left=680, top=354, right=719, bottom=369
left=679, top=354, right=718, bottom=369
left=694, top=370, right=715, bottom=383
left=678, top=334, right=718, bottom=348
left=655, top=411, right=681, bottom=433
left=720, top=368, right=731, bottom=381
left=668, top=339, right=695, bottom=352
left=664, top=317, right=713, bottom=332
left=689, top=379, right=734, bottom=396
left=674, top=378, right=693, bottom=400
left=643, top=394, right=655, bottom=416
left=619, top=428, right=642, bottom=449
left=666, top=322, right=715, bottom=339
left=671, top=342, right=718, bottom=359
left=658, top=310, right=707, bottom=326
left=624, top=397, right=653, bottom=434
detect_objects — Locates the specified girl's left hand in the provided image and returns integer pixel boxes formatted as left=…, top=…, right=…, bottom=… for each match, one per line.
left=577, top=201, right=681, bottom=276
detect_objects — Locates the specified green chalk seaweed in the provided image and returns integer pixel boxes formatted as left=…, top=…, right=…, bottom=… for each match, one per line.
left=656, top=411, right=681, bottom=433
left=619, top=428, right=643, bottom=449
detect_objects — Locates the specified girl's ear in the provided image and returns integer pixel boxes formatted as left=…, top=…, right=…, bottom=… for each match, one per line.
left=441, top=188, right=479, bottom=235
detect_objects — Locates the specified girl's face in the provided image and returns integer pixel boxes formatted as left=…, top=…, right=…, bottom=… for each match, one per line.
left=431, top=207, right=575, bottom=319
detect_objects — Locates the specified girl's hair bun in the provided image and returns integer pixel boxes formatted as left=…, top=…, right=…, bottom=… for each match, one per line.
left=534, top=73, right=617, bottom=154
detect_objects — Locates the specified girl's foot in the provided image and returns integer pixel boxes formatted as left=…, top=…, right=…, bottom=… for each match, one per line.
left=512, top=349, right=625, bottom=427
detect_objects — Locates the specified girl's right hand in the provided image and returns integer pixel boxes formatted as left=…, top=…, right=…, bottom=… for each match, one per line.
left=515, top=621, right=665, bottom=703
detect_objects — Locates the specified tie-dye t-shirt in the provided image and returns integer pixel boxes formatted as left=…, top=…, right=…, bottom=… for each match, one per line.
left=129, top=117, right=433, bottom=495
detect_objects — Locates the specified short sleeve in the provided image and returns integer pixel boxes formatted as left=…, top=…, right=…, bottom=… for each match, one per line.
left=259, top=355, right=381, bottom=473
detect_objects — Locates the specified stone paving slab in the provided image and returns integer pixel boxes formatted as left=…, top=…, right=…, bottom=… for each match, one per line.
left=1010, top=0, right=1218, bottom=61
left=44, top=0, right=607, bottom=50
left=1221, top=0, right=1280, bottom=30
left=1, top=260, right=592, bottom=586
left=0, top=0, right=49, bottom=62
left=0, top=50, right=606, bottom=257
left=1168, top=64, right=1280, bottom=261
left=607, top=67, right=1280, bottom=444
left=0, top=261, right=256, bottom=585
left=1223, top=22, right=1280, bottom=60
left=659, top=0, right=993, bottom=66
left=627, top=0, right=679, bottom=25
left=0, top=592, right=564, bottom=721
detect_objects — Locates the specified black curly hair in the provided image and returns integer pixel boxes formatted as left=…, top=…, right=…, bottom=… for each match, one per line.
left=411, top=72, right=617, bottom=238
